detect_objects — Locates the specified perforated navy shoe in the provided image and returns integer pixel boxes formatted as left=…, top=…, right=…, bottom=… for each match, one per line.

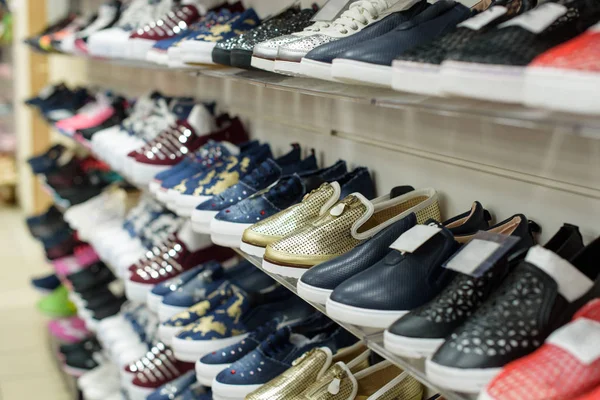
left=326, top=204, right=497, bottom=329
left=298, top=201, right=491, bottom=304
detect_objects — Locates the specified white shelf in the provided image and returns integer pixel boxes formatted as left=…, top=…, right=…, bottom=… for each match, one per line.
left=233, top=248, right=477, bottom=400
left=51, top=53, right=600, bottom=138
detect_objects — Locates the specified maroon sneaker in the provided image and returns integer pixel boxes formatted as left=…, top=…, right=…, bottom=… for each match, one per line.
left=128, top=115, right=249, bottom=187
left=127, top=3, right=203, bottom=61
left=125, top=236, right=235, bottom=303
left=123, top=342, right=194, bottom=398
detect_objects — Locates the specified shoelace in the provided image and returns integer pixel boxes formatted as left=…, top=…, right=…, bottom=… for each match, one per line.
left=260, top=331, right=293, bottom=358
left=119, top=0, right=153, bottom=29
left=326, top=0, right=389, bottom=34
left=241, top=161, right=275, bottom=186
left=264, top=177, right=302, bottom=204
left=303, top=20, right=332, bottom=33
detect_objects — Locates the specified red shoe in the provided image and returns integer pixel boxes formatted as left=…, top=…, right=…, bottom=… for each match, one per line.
left=481, top=299, right=600, bottom=400
left=126, top=4, right=202, bottom=61
left=576, top=386, right=600, bottom=400
left=125, top=234, right=234, bottom=303
left=524, top=23, right=600, bottom=114
left=123, top=342, right=194, bottom=398
left=127, top=110, right=247, bottom=186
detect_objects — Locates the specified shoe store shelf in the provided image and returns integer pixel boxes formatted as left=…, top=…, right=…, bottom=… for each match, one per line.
left=198, top=68, right=600, bottom=136
left=232, top=248, right=476, bottom=400
left=56, top=54, right=600, bottom=137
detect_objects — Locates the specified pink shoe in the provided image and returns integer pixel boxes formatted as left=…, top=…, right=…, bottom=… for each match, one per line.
left=74, top=244, right=100, bottom=267
left=48, top=317, right=90, bottom=343
left=52, top=255, right=84, bottom=278
left=55, top=104, right=114, bottom=134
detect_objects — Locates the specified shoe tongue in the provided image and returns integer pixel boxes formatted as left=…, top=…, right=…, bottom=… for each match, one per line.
left=525, top=245, right=593, bottom=302
left=265, top=175, right=304, bottom=208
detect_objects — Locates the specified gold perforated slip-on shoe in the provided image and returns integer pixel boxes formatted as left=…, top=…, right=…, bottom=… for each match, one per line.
left=240, top=167, right=375, bottom=258
left=245, top=344, right=369, bottom=400
left=241, top=181, right=348, bottom=258
left=298, top=360, right=423, bottom=400
left=262, top=188, right=440, bottom=278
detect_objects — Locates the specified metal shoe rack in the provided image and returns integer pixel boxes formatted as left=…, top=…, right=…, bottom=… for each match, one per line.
left=17, top=0, right=600, bottom=397
left=29, top=44, right=600, bottom=399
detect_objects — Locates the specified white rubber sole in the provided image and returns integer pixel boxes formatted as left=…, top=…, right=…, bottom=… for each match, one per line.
left=126, top=38, right=157, bottom=61
left=332, top=59, right=393, bottom=88
left=391, top=60, right=443, bottom=96
left=251, top=56, right=275, bottom=72
left=523, top=66, right=600, bottom=115
left=440, top=60, right=524, bottom=104
left=195, top=359, right=229, bottom=386
left=296, top=280, right=332, bottom=304
left=478, top=390, right=495, bottom=400
left=148, top=180, right=161, bottom=195
left=210, top=220, right=252, bottom=248
left=146, top=48, right=169, bottom=65
left=146, top=291, right=163, bottom=313
left=181, top=41, right=217, bottom=65
left=172, top=333, right=249, bottom=363
left=158, top=323, right=184, bottom=346
left=262, top=259, right=309, bottom=279
left=130, top=162, right=169, bottom=187
left=325, top=298, right=408, bottom=329
left=126, top=383, right=154, bottom=400
left=158, top=303, right=187, bottom=322
left=156, top=187, right=171, bottom=203
left=300, top=58, right=336, bottom=82
left=239, top=241, right=265, bottom=258
left=274, top=60, right=305, bottom=76
left=211, top=380, right=263, bottom=400
left=425, top=358, right=502, bottom=394
left=175, top=194, right=212, bottom=218
left=125, top=280, right=155, bottom=304
left=191, top=209, right=218, bottom=234
left=383, top=330, right=444, bottom=358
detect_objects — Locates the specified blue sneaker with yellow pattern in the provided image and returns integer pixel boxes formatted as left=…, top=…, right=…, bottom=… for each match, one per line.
left=180, top=8, right=261, bottom=65
left=158, top=138, right=259, bottom=205
left=171, top=287, right=312, bottom=363
left=191, top=144, right=318, bottom=234
left=158, top=280, right=234, bottom=345
left=170, top=143, right=272, bottom=217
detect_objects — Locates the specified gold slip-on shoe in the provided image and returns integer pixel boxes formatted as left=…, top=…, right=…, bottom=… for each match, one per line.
left=262, top=188, right=439, bottom=278
left=245, top=343, right=369, bottom=400
left=298, top=360, right=423, bottom=400
left=240, top=167, right=375, bottom=258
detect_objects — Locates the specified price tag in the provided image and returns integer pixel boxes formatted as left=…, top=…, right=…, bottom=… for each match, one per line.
left=389, top=224, right=442, bottom=253
left=312, top=0, right=357, bottom=22
left=458, top=6, right=507, bottom=30
left=547, top=319, right=600, bottom=365
left=499, top=3, right=567, bottom=34
left=443, top=231, right=521, bottom=277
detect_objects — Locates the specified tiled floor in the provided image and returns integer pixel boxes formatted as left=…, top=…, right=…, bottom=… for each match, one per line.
left=0, top=207, right=73, bottom=400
